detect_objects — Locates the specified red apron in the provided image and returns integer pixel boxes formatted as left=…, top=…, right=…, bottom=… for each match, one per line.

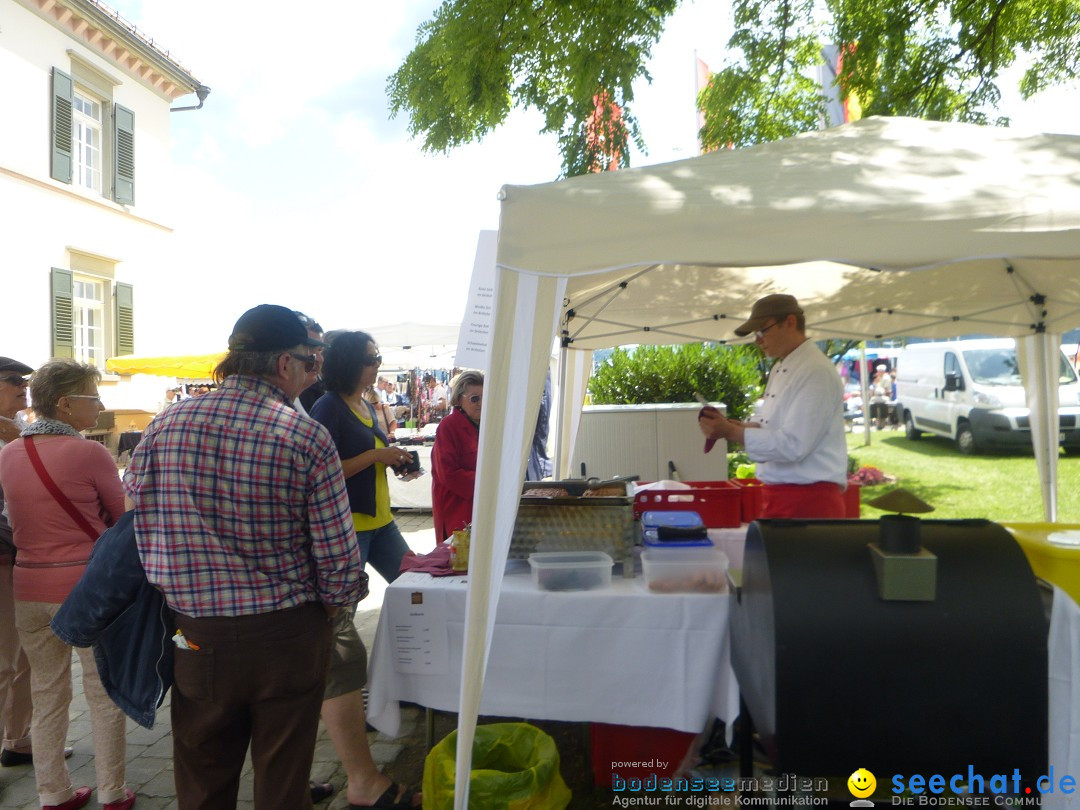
left=760, top=482, right=846, bottom=519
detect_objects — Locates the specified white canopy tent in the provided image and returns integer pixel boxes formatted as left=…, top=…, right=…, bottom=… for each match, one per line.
left=365, top=321, right=459, bottom=370
left=450, top=117, right=1080, bottom=805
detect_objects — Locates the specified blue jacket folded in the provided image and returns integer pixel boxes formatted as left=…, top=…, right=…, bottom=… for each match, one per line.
left=51, top=510, right=174, bottom=729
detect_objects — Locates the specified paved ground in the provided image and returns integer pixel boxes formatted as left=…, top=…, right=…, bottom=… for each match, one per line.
left=0, top=510, right=438, bottom=810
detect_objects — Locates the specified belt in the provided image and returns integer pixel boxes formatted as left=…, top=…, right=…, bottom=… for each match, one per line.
left=14, top=559, right=90, bottom=569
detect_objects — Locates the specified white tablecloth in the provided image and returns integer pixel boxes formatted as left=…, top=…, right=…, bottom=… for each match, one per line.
left=387, top=444, right=433, bottom=509
left=367, top=565, right=738, bottom=737
left=1049, top=585, right=1080, bottom=784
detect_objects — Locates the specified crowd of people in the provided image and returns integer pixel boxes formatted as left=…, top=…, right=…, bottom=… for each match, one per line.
left=0, top=307, right=430, bottom=810
left=0, top=291, right=852, bottom=808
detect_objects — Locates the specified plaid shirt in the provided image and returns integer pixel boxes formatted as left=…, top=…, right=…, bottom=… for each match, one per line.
left=123, top=375, right=363, bottom=617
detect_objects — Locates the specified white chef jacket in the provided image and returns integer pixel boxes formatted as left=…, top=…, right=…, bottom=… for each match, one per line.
left=743, top=338, right=848, bottom=487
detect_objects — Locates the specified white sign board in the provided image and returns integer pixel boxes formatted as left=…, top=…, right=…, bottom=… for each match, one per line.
left=455, top=230, right=497, bottom=372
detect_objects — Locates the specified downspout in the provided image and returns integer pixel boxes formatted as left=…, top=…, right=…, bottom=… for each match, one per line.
left=171, top=84, right=211, bottom=112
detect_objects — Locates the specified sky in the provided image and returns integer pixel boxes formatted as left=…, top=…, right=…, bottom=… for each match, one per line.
left=110, top=0, right=1080, bottom=355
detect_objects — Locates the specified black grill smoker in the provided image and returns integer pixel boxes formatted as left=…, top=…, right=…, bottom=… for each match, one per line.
left=730, top=518, right=1048, bottom=785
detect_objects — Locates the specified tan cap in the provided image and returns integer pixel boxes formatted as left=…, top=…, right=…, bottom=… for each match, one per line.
left=733, top=294, right=804, bottom=337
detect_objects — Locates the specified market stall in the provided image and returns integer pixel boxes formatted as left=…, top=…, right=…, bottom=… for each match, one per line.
left=449, top=116, right=1080, bottom=806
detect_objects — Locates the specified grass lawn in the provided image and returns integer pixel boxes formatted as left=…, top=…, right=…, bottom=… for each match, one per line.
left=846, top=430, right=1080, bottom=523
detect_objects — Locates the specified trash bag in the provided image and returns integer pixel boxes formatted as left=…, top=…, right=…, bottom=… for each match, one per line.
left=423, top=722, right=571, bottom=809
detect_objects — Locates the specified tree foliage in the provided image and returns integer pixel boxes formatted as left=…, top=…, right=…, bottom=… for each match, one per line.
left=389, top=0, right=1080, bottom=172
left=587, top=343, right=764, bottom=421
left=702, top=0, right=1080, bottom=149
left=387, top=0, right=677, bottom=178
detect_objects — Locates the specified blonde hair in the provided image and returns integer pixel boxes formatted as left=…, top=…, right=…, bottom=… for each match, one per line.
left=30, top=360, right=101, bottom=419
left=450, top=369, right=484, bottom=407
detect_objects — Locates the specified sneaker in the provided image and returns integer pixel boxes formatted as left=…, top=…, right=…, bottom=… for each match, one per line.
left=103, top=788, right=136, bottom=810
left=43, top=786, right=92, bottom=810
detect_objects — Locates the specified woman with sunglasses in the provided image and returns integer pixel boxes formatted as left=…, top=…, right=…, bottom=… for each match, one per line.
left=430, top=370, right=484, bottom=544
left=0, top=360, right=132, bottom=810
left=309, top=332, right=414, bottom=582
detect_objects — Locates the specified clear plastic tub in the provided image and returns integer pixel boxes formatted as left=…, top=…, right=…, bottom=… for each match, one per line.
left=528, top=551, right=613, bottom=592
left=641, top=547, right=729, bottom=593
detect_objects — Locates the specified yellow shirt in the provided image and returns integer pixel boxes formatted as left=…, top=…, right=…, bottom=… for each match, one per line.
left=349, top=405, right=393, bottom=531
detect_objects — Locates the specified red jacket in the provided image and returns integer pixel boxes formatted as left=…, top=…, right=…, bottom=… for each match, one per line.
left=430, top=407, right=479, bottom=543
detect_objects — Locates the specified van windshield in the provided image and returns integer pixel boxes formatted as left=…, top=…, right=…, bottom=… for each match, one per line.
left=962, top=348, right=1078, bottom=385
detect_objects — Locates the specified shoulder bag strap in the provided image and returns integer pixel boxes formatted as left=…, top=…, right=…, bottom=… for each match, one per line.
left=23, top=436, right=101, bottom=542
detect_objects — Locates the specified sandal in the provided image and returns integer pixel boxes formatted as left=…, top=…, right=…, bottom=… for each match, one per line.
left=310, top=781, right=336, bottom=804
left=349, top=781, right=418, bottom=809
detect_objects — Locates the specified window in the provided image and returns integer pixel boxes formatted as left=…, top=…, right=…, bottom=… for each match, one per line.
left=72, top=276, right=106, bottom=366
left=50, top=66, right=135, bottom=204
left=51, top=266, right=134, bottom=363
left=73, top=90, right=103, bottom=193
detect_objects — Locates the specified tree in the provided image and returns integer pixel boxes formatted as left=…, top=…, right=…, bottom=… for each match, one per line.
left=389, top=0, right=1080, bottom=173
left=387, top=0, right=677, bottom=178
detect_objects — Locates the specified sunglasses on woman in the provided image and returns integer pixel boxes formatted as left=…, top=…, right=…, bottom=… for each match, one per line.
left=467, top=394, right=482, bottom=404
left=361, top=354, right=383, bottom=367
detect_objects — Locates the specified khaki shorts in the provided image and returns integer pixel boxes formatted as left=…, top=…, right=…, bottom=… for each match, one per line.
left=323, top=602, right=368, bottom=700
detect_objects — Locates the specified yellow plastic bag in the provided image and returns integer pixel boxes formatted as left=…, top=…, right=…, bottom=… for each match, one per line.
left=423, top=722, right=571, bottom=809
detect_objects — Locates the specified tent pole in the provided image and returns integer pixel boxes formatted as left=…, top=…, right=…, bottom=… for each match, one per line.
left=555, top=339, right=568, bottom=479
left=861, top=344, right=871, bottom=446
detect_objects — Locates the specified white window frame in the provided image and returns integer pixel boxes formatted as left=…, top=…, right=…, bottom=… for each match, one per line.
left=72, top=274, right=107, bottom=367
left=72, top=88, right=104, bottom=194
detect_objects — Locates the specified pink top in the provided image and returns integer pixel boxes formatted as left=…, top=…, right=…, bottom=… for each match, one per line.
left=0, top=435, right=125, bottom=602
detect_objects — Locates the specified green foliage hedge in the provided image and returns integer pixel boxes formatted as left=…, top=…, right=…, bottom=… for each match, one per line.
left=587, top=343, right=764, bottom=421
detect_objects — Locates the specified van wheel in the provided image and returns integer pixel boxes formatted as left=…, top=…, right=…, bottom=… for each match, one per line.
left=903, top=412, right=921, bottom=440
left=956, top=421, right=978, bottom=455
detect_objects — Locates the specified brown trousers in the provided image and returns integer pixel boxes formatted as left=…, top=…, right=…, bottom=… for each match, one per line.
left=170, top=603, right=332, bottom=810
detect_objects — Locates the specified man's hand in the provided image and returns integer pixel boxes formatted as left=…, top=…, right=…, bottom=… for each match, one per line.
left=698, top=407, right=729, bottom=440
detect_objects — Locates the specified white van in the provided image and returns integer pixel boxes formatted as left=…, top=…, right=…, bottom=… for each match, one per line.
left=894, top=338, right=1080, bottom=454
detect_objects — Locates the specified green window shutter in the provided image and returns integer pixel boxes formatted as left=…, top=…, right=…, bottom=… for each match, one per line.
left=115, top=282, right=134, bottom=356
left=51, top=268, right=75, bottom=359
left=113, top=104, right=135, bottom=204
left=51, top=68, right=73, bottom=183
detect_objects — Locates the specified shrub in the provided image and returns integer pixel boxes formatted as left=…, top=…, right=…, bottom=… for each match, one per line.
left=587, top=343, right=764, bottom=422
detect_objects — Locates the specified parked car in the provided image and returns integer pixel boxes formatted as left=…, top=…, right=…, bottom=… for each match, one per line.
left=894, top=338, right=1080, bottom=454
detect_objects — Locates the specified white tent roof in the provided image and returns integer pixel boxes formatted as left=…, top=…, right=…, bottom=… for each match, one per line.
left=449, top=117, right=1080, bottom=807
left=497, top=116, right=1080, bottom=348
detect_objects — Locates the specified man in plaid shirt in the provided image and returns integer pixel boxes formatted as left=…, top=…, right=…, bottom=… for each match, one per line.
left=124, top=305, right=365, bottom=810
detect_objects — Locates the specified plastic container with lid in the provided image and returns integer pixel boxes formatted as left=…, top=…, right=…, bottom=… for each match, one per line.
left=641, top=546, right=729, bottom=594
left=528, top=551, right=613, bottom=592
left=641, top=510, right=709, bottom=546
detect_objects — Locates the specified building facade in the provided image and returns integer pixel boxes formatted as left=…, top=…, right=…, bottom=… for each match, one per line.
left=0, top=0, right=204, bottom=379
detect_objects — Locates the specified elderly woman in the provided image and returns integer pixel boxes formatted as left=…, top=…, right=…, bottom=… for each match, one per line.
left=430, top=370, right=484, bottom=543
left=0, top=360, right=132, bottom=810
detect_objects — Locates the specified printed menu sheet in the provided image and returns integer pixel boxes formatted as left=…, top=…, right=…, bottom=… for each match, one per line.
left=385, top=572, right=453, bottom=675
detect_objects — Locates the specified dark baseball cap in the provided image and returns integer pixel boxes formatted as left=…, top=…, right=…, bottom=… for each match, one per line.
left=0, top=357, right=33, bottom=376
left=733, top=294, right=804, bottom=337
left=228, top=305, right=326, bottom=352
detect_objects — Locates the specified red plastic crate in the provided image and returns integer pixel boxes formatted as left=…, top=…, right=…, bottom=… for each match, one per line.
left=730, top=477, right=860, bottom=520
left=589, top=722, right=697, bottom=787
left=633, top=481, right=741, bottom=528
left=729, top=477, right=765, bottom=523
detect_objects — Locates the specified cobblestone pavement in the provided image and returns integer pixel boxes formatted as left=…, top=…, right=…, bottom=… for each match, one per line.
left=0, top=510, right=436, bottom=810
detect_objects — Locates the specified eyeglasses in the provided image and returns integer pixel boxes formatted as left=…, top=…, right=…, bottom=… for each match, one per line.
left=361, top=354, right=383, bottom=367
left=289, top=353, right=318, bottom=373
left=467, top=394, right=482, bottom=405
left=0, top=375, right=28, bottom=387
left=754, top=320, right=782, bottom=339
left=66, top=394, right=103, bottom=405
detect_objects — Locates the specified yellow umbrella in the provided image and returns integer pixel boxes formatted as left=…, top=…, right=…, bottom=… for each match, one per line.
left=106, top=353, right=225, bottom=379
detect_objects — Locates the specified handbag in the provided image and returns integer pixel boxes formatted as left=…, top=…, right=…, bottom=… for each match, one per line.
left=24, top=435, right=102, bottom=543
